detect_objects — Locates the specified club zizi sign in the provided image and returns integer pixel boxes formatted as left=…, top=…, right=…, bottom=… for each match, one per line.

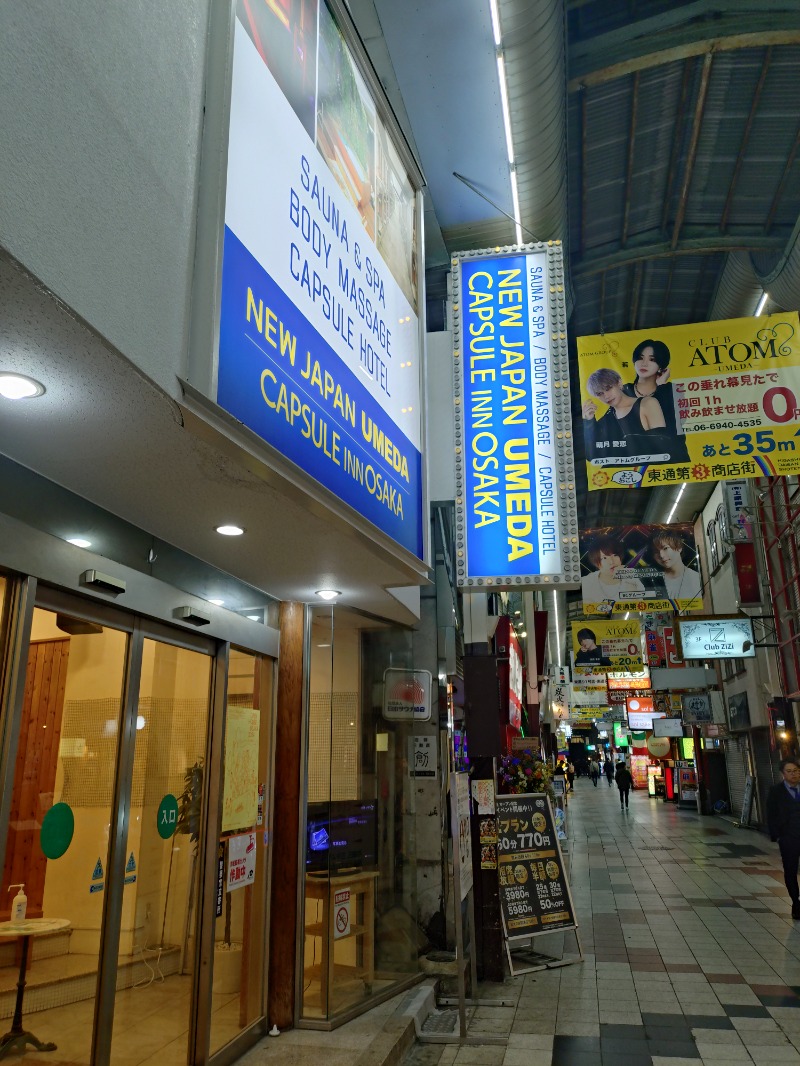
left=452, top=245, right=579, bottom=588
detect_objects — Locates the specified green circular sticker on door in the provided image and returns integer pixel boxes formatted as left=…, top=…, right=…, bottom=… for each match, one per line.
left=40, top=803, right=75, bottom=859
left=157, top=794, right=179, bottom=839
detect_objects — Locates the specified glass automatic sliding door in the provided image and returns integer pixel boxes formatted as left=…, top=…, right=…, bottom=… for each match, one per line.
left=0, top=588, right=275, bottom=1065
left=108, top=637, right=212, bottom=1066
left=0, top=606, right=130, bottom=1065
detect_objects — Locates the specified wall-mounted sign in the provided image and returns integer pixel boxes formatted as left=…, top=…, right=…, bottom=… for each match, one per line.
left=724, top=480, right=754, bottom=542
left=580, top=524, right=703, bottom=615
left=333, top=888, right=351, bottom=940
left=216, top=11, right=423, bottom=557
left=652, top=718, right=685, bottom=738
left=626, top=696, right=665, bottom=730
left=451, top=245, right=579, bottom=588
left=409, top=734, right=436, bottom=778
left=577, top=312, right=800, bottom=491
left=606, top=669, right=651, bottom=690
left=508, top=629, right=523, bottom=730
left=647, top=734, right=672, bottom=757
left=727, top=690, right=751, bottom=731
left=571, top=619, right=644, bottom=669
left=383, top=668, right=432, bottom=721
left=682, top=693, right=712, bottom=723
left=677, top=617, right=755, bottom=659
left=550, top=681, right=570, bottom=720
left=227, top=833, right=257, bottom=892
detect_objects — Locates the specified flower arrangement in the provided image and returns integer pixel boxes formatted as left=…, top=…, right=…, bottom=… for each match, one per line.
left=497, top=749, right=554, bottom=799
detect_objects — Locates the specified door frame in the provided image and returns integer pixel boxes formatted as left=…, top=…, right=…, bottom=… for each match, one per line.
left=0, top=580, right=269, bottom=1066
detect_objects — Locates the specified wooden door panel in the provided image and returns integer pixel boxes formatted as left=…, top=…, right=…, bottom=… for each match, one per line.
left=1, top=639, right=70, bottom=918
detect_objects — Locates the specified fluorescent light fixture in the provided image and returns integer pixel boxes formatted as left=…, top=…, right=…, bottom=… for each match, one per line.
left=316, top=589, right=341, bottom=601
left=666, top=482, right=687, bottom=524
left=209, top=598, right=225, bottom=606
left=215, top=524, right=244, bottom=536
left=67, top=537, right=92, bottom=549
left=0, top=373, right=45, bottom=400
left=624, top=612, right=630, bottom=621
left=755, top=291, right=770, bottom=316
left=489, top=2, right=522, bottom=246
left=247, top=614, right=261, bottom=621
left=510, top=168, right=523, bottom=246
left=489, top=0, right=502, bottom=45
left=552, top=591, right=562, bottom=668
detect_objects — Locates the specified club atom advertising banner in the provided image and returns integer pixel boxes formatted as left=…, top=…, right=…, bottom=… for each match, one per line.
left=451, top=246, right=580, bottom=587
left=216, top=2, right=423, bottom=556
left=579, top=524, right=702, bottom=615
left=577, top=313, right=800, bottom=491
left=571, top=619, right=644, bottom=670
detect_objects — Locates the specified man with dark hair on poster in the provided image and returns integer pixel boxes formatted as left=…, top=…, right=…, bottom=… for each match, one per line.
left=581, top=535, right=645, bottom=605
left=650, top=529, right=703, bottom=605
left=574, top=628, right=612, bottom=667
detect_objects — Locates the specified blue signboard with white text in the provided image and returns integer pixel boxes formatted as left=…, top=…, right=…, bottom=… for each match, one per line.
left=454, top=251, right=573, bottom=583
left=217, top=15, right=423, bottom=558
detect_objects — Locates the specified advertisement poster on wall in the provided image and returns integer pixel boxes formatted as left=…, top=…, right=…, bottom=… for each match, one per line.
left=216, top=1, right=423, bottom=557
left=571, top=619, right=644, bottom=670
left=577, top=313, right=800, bottom=491
left=580, top=524, right=703, bottom=614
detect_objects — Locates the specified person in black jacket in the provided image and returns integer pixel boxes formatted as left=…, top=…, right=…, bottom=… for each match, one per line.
left=766, top=758, right=800, bottom=919
left=615, top=762, right=633, bottom=810
left=604, top=758, right=614, bottom=787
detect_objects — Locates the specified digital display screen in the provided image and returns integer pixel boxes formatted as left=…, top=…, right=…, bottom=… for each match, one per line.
left=306, top=800, right=377, bottom=873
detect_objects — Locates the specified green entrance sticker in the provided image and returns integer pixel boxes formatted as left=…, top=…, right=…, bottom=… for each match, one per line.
left=40, top=803, right=75, bottom=859
left=157, top=794, right=179, bottom=839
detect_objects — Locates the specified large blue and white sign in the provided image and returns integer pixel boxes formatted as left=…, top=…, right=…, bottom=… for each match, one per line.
left=218, top=18, right=423, bottom=558
left=452, top=248, right=579, bottom=587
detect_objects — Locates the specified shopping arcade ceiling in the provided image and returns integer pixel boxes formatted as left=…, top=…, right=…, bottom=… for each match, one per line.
left=351, top=0, right=800, bottom=533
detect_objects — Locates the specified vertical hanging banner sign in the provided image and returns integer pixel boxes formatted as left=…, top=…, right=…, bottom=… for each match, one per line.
left=452, top=247, right=579, bottom=587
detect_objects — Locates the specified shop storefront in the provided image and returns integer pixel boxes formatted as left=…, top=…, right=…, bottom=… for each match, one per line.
left=0, top=514, right=278, bottom=1065
left=298, top=605, right=426, bottom=1026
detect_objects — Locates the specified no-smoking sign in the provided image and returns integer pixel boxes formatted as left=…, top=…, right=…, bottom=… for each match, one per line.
left=333, top=888, right=350, bottom=940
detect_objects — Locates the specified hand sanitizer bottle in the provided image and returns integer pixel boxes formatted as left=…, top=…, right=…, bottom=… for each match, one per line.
left=8, top=885, right=26, bottom=924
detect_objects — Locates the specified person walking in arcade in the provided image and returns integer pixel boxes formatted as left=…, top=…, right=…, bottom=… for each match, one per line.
left=767, top=758, right=800, bottom=919
left=604, top=757, right=614, bottom=787
left=615, top=761, right=633, bottom=810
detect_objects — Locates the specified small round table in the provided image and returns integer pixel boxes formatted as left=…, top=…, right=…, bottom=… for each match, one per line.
left=0, top=918, right=70, bottom=1059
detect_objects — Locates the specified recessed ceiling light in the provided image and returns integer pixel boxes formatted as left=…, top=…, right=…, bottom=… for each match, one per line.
left=136, top=715, right=146, bottom=731
left=209, top=598, right=225, bottom=606
left=215, top=524, right=244, bottom=536
left=67, top=537, right=92, bottom=549
left=0, top=374, right=46, bottom=400
left=316, top=589, right=341, bottom=601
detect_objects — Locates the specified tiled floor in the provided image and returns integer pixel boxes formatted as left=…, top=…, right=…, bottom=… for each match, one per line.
left=404, top=777, right=800, bottom=1066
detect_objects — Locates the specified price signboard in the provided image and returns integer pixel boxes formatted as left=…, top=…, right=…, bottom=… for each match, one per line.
left=495, top=794, right=576, bottom=936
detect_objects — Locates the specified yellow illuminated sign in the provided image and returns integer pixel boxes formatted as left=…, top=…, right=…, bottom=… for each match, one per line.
left=577, top=313, right=800, bottom=490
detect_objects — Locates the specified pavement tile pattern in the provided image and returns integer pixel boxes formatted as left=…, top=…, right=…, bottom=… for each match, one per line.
left=404, top=777, right=800, bottom=1066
